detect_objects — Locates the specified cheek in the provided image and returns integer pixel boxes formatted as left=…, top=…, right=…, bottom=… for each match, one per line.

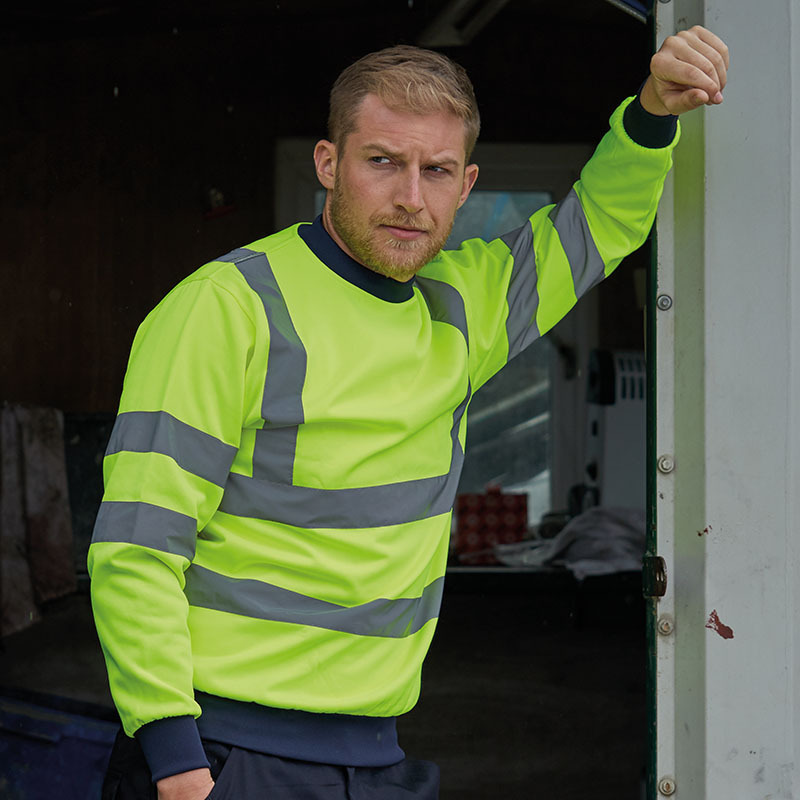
left=429, top=189, right=463, bottom=224
left=343, top=173, right=385, bottom=213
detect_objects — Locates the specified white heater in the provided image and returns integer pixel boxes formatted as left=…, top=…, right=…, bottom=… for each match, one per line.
left=583, top=349, right=646, bottom=511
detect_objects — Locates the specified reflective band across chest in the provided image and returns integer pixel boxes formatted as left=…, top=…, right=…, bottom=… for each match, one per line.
left=185, top=564, right=445, bottom=638
left=214, top=248, right=473, bottom=529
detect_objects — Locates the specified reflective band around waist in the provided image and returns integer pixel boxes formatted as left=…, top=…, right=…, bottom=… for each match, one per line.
left=92, top=500, right=198, bottom=560
left=185, top=564, right=445, bottom=638
left=106, top=410, right=237, bottom=488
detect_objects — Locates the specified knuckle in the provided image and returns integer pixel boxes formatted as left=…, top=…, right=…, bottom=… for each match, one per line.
left=650, top=51, right=667, bottom=71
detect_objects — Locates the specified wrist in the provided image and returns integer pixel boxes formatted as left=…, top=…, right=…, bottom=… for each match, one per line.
left=156, top=767, right=213, bottom=800
left=639, top=76, right=672, bottom=117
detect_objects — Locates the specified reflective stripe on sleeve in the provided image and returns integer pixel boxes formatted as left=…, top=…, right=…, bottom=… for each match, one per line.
left=185, top=564, right=445, bottom=638
left=548, top=187, right=606, bottom=300
left=91, top=500, right=198, bottom=560
left=501, top=222, right=541, bottom=360
left=106, top=410, right=237, bottom=488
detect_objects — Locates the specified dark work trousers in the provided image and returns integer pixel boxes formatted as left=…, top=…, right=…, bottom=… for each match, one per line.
left=101, top=730, right=440, bottom=800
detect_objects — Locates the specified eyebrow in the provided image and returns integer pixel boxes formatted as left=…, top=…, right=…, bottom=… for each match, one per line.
left=360, top=143, right=461, bottom=169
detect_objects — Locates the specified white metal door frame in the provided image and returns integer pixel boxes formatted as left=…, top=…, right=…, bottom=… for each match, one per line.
left=653, top=0, right=800, bottom=797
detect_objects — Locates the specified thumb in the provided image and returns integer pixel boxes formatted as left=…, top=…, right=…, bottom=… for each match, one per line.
left=674, top=87, right=709, bottom=114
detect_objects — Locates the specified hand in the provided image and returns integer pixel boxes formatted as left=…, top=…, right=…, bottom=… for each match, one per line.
left=157, top=767, right=215, bottom=800
left=640, top=25, right=730, bottom=116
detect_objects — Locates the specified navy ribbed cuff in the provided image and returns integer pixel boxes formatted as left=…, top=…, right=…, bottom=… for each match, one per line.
left=135, top=715, right=210, bottom=783
left=623, top=93, right=678, bottom=148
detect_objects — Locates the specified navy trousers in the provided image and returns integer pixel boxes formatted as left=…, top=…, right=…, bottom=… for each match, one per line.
left=102, top=730, right=440, bottom=799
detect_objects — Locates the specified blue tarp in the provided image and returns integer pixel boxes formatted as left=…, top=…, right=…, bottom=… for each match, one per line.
left=0, top=693, right=118, bottom=800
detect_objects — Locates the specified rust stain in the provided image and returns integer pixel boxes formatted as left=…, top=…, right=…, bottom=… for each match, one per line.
left=697, top=525, right=713, bottom=537
left=705, top=609, right=734, bottom=640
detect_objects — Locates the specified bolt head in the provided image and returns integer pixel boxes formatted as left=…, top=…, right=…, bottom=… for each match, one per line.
left=657, top=616, right=674, bottom=635
left=658, top=777, right=677, bottom=795
left=657, top=455, right=675, bottom=474
left=657, top=294, right=673, bottom=310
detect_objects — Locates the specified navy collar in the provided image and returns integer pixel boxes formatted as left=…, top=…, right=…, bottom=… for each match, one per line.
left=298, top=216, right=415, bottom=303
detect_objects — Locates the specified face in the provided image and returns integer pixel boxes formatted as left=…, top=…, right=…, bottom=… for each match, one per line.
left=314, top=94, right=479, bottom=282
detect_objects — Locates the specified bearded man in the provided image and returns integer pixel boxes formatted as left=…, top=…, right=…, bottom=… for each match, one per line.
left=89, top=25, right=729, bottom=800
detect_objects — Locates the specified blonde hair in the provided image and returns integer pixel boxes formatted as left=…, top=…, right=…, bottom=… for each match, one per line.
left=328, top=45, right=480, bottom=160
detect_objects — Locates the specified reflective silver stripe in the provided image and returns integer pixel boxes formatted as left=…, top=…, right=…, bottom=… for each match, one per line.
left=185, top=564, right=444, bottom=638
left=221, top=468, right=453, bottom=528
left=216, top=248, right=307, bottom=485
left=91, top=500, right=197, bottom=560
left=219, top=378, right=472, bottom=529
left=548, top=188, right=606, bottom=300
left=501, top=223, right=541, bottom=360
left=212, top=247, right=471, bottom=529
left=106, top=410, right=236, bottom=488
left=415, top=276, right=469, bottom=347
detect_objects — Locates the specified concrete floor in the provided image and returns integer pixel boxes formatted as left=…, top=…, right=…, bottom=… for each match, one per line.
left=0, top=577, right=647, bottom=800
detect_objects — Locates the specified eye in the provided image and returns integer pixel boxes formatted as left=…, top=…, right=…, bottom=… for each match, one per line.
left=426, top=165, right=450, bottom=175
left=369, top=156, right=391, bottom=165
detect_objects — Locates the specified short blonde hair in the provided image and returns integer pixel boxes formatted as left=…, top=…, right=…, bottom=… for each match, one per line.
left=328, top=45, right=480, bottom=161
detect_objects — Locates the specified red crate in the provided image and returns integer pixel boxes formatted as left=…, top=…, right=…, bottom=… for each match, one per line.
left=454, top=487, right=528, bottom=564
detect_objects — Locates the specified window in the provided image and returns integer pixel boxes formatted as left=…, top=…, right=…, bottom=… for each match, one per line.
left=448, top=190, right=553, bottom=524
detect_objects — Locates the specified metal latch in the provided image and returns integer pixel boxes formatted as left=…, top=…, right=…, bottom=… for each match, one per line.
left=643, top=555, right=668, bottom=598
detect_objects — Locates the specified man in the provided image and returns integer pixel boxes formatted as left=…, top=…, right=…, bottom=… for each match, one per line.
left=90, top=25, right=729, bottom=800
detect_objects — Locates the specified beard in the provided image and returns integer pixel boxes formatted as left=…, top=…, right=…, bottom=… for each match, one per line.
left=329, top=178, right=455, bottom=282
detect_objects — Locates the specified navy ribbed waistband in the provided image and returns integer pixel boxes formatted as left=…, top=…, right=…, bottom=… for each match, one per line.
left=195, top=692, right=405, bottom=767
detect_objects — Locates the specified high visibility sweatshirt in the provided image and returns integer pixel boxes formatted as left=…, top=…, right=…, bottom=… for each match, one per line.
left=88, top=96, right=678, bottom=782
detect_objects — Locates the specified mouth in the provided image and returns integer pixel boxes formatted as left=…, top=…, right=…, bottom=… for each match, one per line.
left=381, top=224, right=428, bottom=241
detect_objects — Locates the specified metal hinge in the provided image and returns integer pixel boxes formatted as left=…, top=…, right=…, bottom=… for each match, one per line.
left=643, top=555, right=668, bottom=598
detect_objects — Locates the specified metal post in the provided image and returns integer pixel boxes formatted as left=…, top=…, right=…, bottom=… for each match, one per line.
left=654, top=1, right=800, bottom=796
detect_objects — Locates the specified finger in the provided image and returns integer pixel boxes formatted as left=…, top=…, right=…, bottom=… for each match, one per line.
left=677, top=30, right=728, bottom=91
left=668, top=35, right=724, bottom=94
left=651, top=48, right=722, bottom=102
left=689, top=25, right=731, bottom=72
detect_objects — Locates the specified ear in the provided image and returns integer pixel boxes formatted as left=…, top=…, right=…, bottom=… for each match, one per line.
left=314, top=140, right=338, bottom=190
left=457, top=163, right=479, bottom=209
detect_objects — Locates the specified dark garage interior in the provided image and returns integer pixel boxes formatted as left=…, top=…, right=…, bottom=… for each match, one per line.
left=1, top=2, right=654, bottom=798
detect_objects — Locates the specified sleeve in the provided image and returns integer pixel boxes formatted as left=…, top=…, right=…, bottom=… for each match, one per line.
left=87, top=272, right=263, bottom=781
left=428, top=96, right=679, bottom=392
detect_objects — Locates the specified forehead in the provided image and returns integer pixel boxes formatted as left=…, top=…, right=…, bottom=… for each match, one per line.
left=348, top=93, right=468, bottom=164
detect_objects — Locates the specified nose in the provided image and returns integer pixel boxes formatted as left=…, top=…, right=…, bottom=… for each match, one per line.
left=393, top=170, right=424, bottom=215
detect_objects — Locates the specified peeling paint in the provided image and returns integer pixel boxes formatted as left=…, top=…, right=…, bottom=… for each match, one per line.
left=705, top=609, right=735, bottom=639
